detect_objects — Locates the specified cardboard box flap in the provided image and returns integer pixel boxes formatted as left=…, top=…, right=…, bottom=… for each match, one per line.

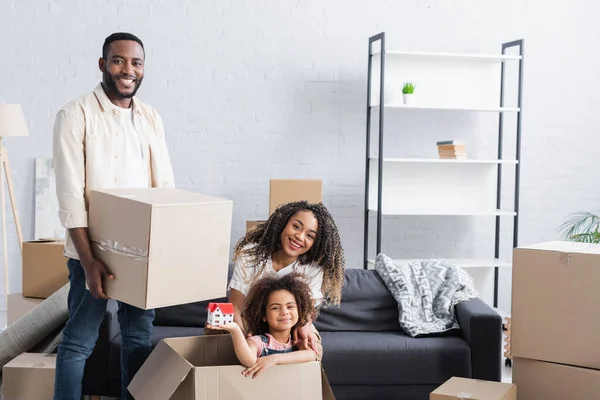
left=431, top=377, right=516, bottom=399
left=128, top=340, right=193, bottom=400
left=519, top=241, right=600, bottom=255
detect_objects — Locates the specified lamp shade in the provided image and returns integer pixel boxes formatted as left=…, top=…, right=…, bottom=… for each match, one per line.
left=0, top=104, right=29, bottom=137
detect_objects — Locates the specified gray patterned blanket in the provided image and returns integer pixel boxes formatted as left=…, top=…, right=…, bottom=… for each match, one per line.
left=374, top=253, right=478, bottom=337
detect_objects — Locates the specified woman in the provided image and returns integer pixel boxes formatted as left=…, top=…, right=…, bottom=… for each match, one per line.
left=227, top=200, right=346, bottom=359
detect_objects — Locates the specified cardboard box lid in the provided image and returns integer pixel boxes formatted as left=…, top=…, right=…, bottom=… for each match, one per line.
left=129, top=335, right=335, bottom=400
left=93, top=187, right=231, bottom=207
left=4, top=353, right=57, bottom=370
left=431, top=377, right=516, bottom=400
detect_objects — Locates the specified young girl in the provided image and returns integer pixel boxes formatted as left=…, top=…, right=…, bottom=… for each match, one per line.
left=226, top=200, right=346, bottom=357
left=207, top=273, right=319, bottom=378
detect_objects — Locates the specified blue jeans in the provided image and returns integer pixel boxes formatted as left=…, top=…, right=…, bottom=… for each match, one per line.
left=54, top=258, right=155, bottom=400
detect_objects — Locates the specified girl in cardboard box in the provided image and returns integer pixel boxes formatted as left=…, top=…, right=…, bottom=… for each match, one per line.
left=226, top=200, right=346, bottom=360
left=207, top=273, right=319, bottom=378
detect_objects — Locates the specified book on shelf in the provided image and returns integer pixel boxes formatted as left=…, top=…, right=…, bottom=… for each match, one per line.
left=437, top=139, right=467, bottom=159
left=438, top=144, right=466, bottom=152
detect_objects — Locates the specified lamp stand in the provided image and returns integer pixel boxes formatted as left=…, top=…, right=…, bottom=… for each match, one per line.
left=0, top=137, right=23, bottom=298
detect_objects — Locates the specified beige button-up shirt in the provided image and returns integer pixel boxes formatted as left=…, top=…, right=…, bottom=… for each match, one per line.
left=53, top=83, right=175, bottom=259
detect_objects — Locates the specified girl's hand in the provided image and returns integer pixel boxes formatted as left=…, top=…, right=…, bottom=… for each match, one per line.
left=242, top=355, right=279, bottom=379
left=293, top=323, right=318, bottom=353
left=206, top=322, right=240, bottom=333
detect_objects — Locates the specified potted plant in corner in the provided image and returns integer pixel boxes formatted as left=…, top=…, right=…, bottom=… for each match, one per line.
left=402, top=82, right=415, bottom=105
left=558, top=211, right=600, bottom=243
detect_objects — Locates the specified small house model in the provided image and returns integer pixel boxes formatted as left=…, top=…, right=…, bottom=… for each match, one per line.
left=207, top=302, right=235, bottom=326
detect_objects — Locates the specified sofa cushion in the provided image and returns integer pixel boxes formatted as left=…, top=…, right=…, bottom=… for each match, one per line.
left=314, top=269, right=400, bottom=332
left=319, top=330, right=471, bottom=386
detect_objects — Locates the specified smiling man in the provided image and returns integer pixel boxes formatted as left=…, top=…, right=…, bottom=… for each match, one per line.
left=52, top=32, right=174, bottom=400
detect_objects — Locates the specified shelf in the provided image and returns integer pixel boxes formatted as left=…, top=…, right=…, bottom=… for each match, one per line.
left=368, top=158, right=515, bottom=215
left=370, top=158, right=518, bottom=165
left=372, top=104, right=520, bottom=112
left=368, top=209, right=517, bottom=216
left=367, top=258, right=512, bottom=269
left=370, top=50, right=522, bottom=63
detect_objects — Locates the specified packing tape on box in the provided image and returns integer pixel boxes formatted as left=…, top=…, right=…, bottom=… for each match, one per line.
left=93, top=238, right=148, bottom=260
left=458, top=393, right=473, bottom=399
left=559, top=252, right=573, bottom=268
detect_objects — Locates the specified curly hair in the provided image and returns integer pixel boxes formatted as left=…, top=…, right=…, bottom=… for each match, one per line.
left=241, top=273, right=318, bottom=336
left=234, top=200, right=346, bottom=306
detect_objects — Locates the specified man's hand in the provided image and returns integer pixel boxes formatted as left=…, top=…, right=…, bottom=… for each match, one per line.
left=82, top=257, right=114, bottom=300
left=292, top=322, right=318, bottom=353
left=242, top=355, right=279, bottom=379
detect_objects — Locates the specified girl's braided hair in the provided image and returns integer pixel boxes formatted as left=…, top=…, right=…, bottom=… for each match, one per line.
left=241, top=273, right=318, bottom=336
left=233, top=200, right=346, bottom=306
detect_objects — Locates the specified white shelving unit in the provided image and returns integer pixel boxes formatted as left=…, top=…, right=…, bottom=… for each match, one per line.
left=363, top=32, right=525, bottom=308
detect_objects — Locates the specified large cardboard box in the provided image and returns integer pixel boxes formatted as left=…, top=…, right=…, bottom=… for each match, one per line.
left=22, top=239, right=68, bottom=298
left=511, top=241, right=600, bottom=369
left=2, top=353, right=56, bottom=400
left=269, top=179, right=323, bottom=215
left=88, top=188, right=233, bottom=310
left=128, top=335, right=334, bottom=400
left=7, top=293, right=43, bottom=325
left=430, top=377, right=516, bottom=400
left=513, top=357, right=600, bottom=400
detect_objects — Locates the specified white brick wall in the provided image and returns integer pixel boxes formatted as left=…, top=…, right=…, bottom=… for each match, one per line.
left=1, top=0, right=599, bottom=313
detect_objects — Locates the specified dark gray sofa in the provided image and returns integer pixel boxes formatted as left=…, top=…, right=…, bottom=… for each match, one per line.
left=84, top=268, right=502, bottom=399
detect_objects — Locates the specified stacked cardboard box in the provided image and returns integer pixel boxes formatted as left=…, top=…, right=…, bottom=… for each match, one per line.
left=437, top=140, right=467, bottom=159
left=511, top=241, right=600, bottom=399
left=7, top=238, right=68, bottom=326
left=246, top=179, right=323, bottom=232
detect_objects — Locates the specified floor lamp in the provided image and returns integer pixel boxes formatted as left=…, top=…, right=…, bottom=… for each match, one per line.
left=0, top=104, right=28, bottom=300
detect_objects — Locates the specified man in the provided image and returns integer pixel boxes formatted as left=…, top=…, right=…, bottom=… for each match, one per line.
left=52, top=32, right=174, bottom=400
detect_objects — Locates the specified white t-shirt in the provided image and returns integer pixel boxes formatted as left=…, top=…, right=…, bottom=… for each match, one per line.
left=227, top=245, right=324, bottom=305
left=113, top=106, right=150, bottom=189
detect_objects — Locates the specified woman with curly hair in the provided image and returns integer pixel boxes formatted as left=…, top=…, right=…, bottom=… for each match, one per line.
left=208, top=273, right=319, bottom=378
left=226, top=200, right=346, bottom=358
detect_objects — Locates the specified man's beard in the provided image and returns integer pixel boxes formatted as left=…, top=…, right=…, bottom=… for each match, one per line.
left=103, top=69, right=143, bottom=99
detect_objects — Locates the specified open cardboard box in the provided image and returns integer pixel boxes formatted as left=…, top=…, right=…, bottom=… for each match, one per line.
left=128, top=335, right=335, bottom=400
left=88, top=188, right=233, bottom=309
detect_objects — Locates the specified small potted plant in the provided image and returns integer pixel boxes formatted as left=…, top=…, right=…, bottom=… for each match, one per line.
left=402, top=82, right=415, bottom=105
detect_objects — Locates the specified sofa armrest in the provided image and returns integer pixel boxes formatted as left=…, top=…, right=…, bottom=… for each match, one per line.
left=82, top=299, right=120, bottom=395
left=455, top=298, right=502, bottom=382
